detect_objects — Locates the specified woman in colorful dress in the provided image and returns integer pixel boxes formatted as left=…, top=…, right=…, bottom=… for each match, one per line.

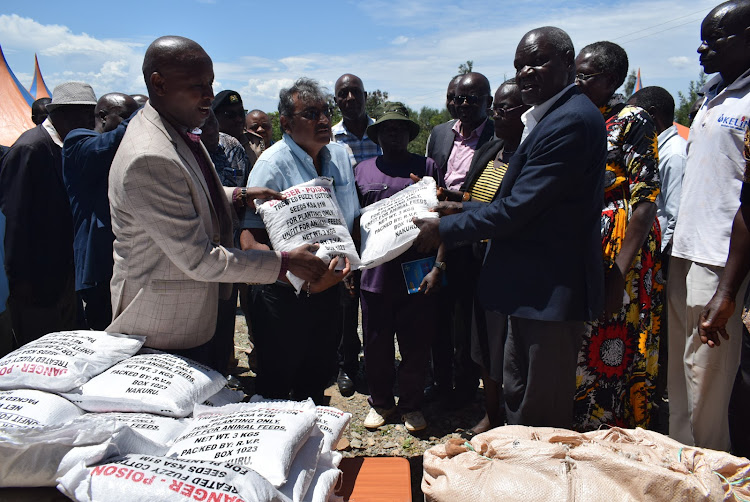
left=573, top=41, right=664, bottom=430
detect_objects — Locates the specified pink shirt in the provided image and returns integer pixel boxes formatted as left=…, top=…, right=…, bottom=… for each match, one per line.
left=444, top=119, right=488, bottom=190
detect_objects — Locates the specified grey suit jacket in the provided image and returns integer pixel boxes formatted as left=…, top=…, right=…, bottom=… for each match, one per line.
left=107, top=102, right=281, bottom=350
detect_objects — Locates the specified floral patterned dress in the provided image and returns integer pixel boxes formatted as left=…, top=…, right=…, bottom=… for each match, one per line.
left=574, top=96, right=665, bottom=431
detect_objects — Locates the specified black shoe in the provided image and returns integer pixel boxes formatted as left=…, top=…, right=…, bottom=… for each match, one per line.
left=337, top=369, right=355, bottom=397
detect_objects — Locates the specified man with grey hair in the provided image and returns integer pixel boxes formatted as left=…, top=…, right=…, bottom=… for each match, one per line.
left=241, top=77, right=359, bottom=404
left=0, top=82, right=97, bottom=346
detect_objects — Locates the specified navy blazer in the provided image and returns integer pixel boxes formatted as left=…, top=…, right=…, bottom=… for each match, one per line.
left=439, top=87, right=606, bottom=322
left=427, top=118, right=495, bottom=174
left=63, top=121, right=129, bottom=291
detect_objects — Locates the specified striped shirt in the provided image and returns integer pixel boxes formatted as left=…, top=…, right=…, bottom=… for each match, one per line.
left=469, top=159, right=507, bottom=203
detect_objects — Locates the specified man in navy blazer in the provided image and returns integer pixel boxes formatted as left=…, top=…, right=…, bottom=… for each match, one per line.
left=63, top=93, right=140, bottom=330
left=415, top=26, right=606, bottom=428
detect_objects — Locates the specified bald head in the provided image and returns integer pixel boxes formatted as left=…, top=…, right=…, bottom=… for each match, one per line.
left=31, top=97, right=51, bottom=125
left=335, top=73, right=367, bottom=124
left=699, top=0, right=750, bottom=82
left=142, top=36, right=214, bottom=129
left=95, top=93, right=138, bottom=133
left=455, top=72, right=491, bottom=133
left=142, top=36, right=211, bottom=92
left=130, top=94, right=148, bottom=107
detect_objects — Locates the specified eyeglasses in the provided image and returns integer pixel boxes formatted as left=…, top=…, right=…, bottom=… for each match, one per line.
left=446, top=93, right=456, bottom=102
left=575, top=72, right=605, bottom=83
left=294, top=107, right=332, bottom=122
left=220, top=109, right=245, bottom=119
left=488, top=104, right=527, bottom=118
left=455, top=95, right=487, bottom=105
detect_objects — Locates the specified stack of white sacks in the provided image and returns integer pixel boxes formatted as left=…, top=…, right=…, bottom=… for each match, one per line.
left=0, top=330, right=351, bottom=502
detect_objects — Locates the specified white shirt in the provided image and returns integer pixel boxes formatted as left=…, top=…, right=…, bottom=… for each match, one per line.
left=520, top=83, right=577, bottom=145
left=655, top=125, right=687, bottom=252
left=41, top=117, right=63, bottom=147
left=671, top=69, right=750, bottom=267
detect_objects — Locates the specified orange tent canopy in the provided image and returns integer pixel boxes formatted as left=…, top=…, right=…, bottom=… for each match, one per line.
left=29, top=54, right=51, bottom=100
left=674, top=122, right=689, bottom=140
left=0, top=44, right=36, bottom=146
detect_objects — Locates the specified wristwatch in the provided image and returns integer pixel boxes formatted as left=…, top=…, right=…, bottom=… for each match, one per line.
left=433, top=260, right=447, bottom=272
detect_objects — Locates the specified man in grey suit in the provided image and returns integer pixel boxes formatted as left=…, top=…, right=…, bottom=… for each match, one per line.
left=415, top=27, right=606, bottom=428
left=107, top=36, right=326, bottom=371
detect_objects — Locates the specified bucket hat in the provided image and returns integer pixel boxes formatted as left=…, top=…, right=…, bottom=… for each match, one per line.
left=366, top=102, right=420, bottom=145
left=46, top=82, right=97, bottom=111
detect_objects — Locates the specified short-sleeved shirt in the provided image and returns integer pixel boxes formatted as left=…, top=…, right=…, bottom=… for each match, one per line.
left=332, top=118, right=382, bottom=165
left=243, top=134, right=360, bottom=234
left=216, top=132, right=249, bottom=187
left=355, top=153, right=442, bottom=294
left=672, top=69, right=750, bottom=267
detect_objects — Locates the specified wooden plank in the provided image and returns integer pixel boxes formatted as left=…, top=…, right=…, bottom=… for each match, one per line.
left=335, top=457, right=412, bottom=502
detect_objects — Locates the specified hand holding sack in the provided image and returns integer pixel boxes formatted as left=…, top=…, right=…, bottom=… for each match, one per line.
left=358, top=176, right=439, bottom=270
left=255, top=177, right=360, bottom=292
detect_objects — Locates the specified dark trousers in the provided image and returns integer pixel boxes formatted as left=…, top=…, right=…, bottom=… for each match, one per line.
left=8, top=272, right=78, bottom=348
left=729, top=324, right=750, bottom=457
left=0, top=308, right=13, bottom=358
left=504, top=316, right=585, bottom=428
left=251, top=283, right=340, bottom=404
left=431, top=246, right=480, bottom=392
left=338, top=272, right=362, bottom=376
left=361, top=288, right=438, bottom=412
left=172, top=297, right=235, bottom=375
left=79, top=282, right=113, bottom=331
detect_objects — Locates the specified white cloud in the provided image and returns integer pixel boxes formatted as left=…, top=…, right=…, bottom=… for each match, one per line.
left=668, top=56, right=693, bottom=68
left=0, top=1, right=718, bottom=113
left=0, top=14, right=146, bottom=96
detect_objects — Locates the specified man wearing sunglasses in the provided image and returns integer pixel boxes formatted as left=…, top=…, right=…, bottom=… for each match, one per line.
left=240, top=77, right=359, bottom=404
left=424, top=72, right=494, bottom=409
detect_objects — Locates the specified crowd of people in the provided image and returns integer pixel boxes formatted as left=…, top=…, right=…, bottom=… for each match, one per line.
left=0, top=0, right=748, bottom=457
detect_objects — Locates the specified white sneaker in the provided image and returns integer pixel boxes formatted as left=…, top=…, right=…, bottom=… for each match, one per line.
left=402, top=411, right=427, bottom=432
left=364, top=406, right=395, bottom=429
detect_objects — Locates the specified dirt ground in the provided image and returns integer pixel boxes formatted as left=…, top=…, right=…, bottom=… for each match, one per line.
left=231, top=312, right=486, bottom=502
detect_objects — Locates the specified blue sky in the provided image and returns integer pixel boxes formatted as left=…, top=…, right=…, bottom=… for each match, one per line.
left=1, top=0, right=716, bottom=113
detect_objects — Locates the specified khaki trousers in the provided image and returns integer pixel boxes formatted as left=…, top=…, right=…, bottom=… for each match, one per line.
left=667, top=257, right=748, bottom=451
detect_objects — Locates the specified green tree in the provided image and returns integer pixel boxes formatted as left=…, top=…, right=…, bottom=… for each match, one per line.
left=406, top=105, right=451, bottom=155
left=675, top=71, right=707, bottom=126
left=268, top=111, right=282, bottom=143
left=458, top=60, right=474, bottom=75
left=622, top=70, right=637, bottom=97
left=365, top=89, right=389, bottom=118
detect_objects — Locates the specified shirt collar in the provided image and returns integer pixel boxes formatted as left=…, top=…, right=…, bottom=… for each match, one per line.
left=451, top=118, right=488, bottom=140
left=332, top=116, right=376, bottom=138
left=42, top=117, right=63, bottom=147
left=657, top=124, right=678, bottom=148
left=283, top=133, right=331, bottom=168
left=521, top=83, right=577, bottom=127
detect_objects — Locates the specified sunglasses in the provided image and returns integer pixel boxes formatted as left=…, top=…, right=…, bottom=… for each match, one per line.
left=575, top=72, right=605, bottom=83
left=455, top=94, right=487, bottom=105
left=294, top=107, right=332, bottom=122
left=488, top=104, right=527, bottom=118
